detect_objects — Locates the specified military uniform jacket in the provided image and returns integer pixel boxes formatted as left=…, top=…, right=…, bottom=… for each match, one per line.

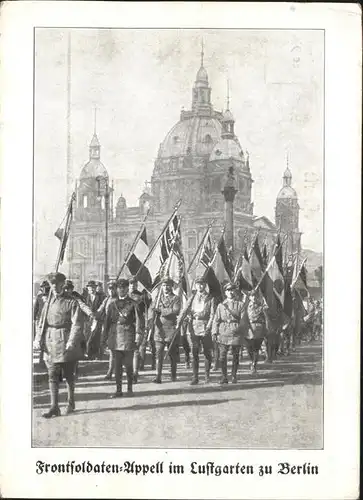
left=185, top=292, right=216, bottom=337
left=105, top=296, right=143, bottom=351
left=212, top=299, right=245, bottom=346
left=150, top=293, right=181, bottom=343
left=38, top=293, right=83, bottom=363
left=245, top=301, right=266, bottom=340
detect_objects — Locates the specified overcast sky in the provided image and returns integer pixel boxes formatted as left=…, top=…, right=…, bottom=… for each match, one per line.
left=34, top=28, right=323, bottom=274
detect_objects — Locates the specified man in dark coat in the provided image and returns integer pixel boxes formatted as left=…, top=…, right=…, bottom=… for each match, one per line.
left=129, top=278, right=145, bottom=383
left=148, top=277, right=181, bottom=384
left=103, top=279, right=144, bottom=398
left=84, top=280, right=104, bottom=359
left=34, top=272, right=83, bottom=418
left=96, top=280, right=118, bottom=379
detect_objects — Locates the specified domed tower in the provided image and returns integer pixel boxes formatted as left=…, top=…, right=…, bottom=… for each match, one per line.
left=209, top=82, right=253, bottom=215
left=75, top=128, right=113, bottom=222
left=275, top=162, right=301, bottom=257
left=115, top=194, right=127, bottom=220
left=151, top=43, right=223, bottom=215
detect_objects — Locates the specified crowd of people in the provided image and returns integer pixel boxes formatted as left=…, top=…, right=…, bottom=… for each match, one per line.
left=33, top=272, right=323, bottom=419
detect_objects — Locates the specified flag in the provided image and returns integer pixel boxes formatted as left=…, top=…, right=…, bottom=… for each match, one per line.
left=237, top=249, right=253, bottom=292
left=54, top=193, right=75, bottom=265
left=192, top=230, right=222, bottom=302
left=126, top=226, right=150, bottom=283
left=168, top=231, right=190, bottom=299
left=192, top=230, right=214, bottom=280
left=265, top=241, right=285, bottom=307
left=140, top=213, right=180, bottom=292
left=262, top=244, right=268, bottom=268
left=212, top=234, right=233, bottom=284
left=291, top=256, right=309, bottom=294
left=250, top=236, right=264, bottom=284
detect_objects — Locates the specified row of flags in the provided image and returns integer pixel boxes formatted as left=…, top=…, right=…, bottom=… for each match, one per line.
left=54, top=195, right=310, bottom=320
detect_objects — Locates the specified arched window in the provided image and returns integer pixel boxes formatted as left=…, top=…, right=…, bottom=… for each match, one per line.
left=173, top=136, right=179, bottom=144
left=101, top=196, right=105, bottom=210
left=204, top=134, right=213, bottom=144
left=188, top=235, right=197, bottom=250
left=83, top=195, right=88, bottom=208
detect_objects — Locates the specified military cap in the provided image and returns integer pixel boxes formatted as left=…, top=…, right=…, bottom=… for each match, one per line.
left=195, top=276, right=207, bottom=285
left=161, top=277, right=174, bottom=286
left=107, top=280, right=117, bottom=289
left=86, top=280, right=97, bottom=288
left=116, top=278, right=129, bottom=288
left=40, top=280, right=50, bottom=288
left=47, top=272, right=66, bottom=285
left=224, top=281, right=237, bottom=292
left=64, top=279, right=74, bottom=289
left=97, top=281, right=103, bottom=287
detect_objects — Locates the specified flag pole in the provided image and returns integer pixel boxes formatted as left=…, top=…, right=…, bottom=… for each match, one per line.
left=35, top=192, right=76, bottom=360
left=116, top=207, right=151, bottom=281
left=187, top=220, right=215, bottom=274
left=133, top=199, right=182, bottom=281
left=252, top=233, right=288, bottom=294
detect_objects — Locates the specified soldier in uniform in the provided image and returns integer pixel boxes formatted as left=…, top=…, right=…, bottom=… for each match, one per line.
left=149, top=277, right=181, bottom=384
left=34, top=272, right=83, bottom=418
left=182, top=276, right=215, bottom=385
left=128, top=278, right=145, bottom=383
left=212, top=282, right=245, bottom=384
left=96, top=280, right=118, bottom=379
left=33, top=280, right=50, bottom=367
left=84, top=280, right=104, bottom=359
left=103, top=279, right=144, bottom=398
left=244, top=289, right=267, bottom=374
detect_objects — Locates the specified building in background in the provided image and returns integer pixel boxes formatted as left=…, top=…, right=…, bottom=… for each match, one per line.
left=68, top=51, right=283, bottom=290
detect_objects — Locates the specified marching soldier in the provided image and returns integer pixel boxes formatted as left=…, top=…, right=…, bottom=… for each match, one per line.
left=149, top=277, right=181, bottom=384
left=33, top=280, right=50, bottom=367
left=103, top=279, right=144, bottom=398
left=96, top=280, right=118, bottom=380
left=212, top=282, right=245, bottom=384
left=244, top=289, right=267, bottom=374
left=84, top=280, right=104, bottom=359
left=182, top=276, right=215, bottom=385
left=128, top=278, right=145, bottom=383
left=34, top=272, right=83, bottom=418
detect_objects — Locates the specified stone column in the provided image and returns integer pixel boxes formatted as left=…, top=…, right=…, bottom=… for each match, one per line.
left=221, top=167, right=238, bottom=253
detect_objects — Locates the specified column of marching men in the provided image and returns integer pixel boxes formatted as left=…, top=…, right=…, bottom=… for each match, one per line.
left=33, top=270, right=322, bottom=419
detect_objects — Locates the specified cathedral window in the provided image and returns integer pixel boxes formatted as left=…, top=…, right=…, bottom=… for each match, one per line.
left=215, top=149, right=222, bottom=156
left=188, top=236, right=196, bottom=250
left=83, top=195, right=88, bottom=208
left=204, top=134, right=213, bottom=144
left=101, top=196, right=105, bottom=210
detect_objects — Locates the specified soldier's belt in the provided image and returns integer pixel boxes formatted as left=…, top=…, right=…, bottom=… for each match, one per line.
left=47, top=324, right=71, bottom=329
left=225, top=320, right=239, bottom=324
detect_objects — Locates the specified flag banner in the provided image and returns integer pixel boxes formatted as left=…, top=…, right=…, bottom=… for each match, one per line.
left=237, top=249, right=254, bottom=292
left=126, top=226, right=151, bottom=284
left=204, top=266, right=223, bottom=303
left=291, top=256, right=309, bottom=293
left=54, top=194, right=75, bottom=265
left=250, top=236, right=264, bottom=283
left=141, top=213, right=180, bottom=292
left=262, top=244, right=269, bottom=268
left=191, top=231, right=215, bottom=280
left=168, top=232, right=190, bottom=299
left=266, top=255, right=285, bottom=307
left=213, top=234, right=233, bottom=283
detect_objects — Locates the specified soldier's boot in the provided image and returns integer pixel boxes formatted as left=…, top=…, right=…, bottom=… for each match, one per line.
left=65, top=381, right=75, bottom=415
left=153, top=355, right=162, bottom=384
left=111, top=365, right=123, bottom=398
left=42, top=381, right=61, bottom=418
left=104, top=352, right=114, bottom=380
left=125, top=368, right=134, bottom=397
left=231, top=354, right=239, bottom=384
left=139, top=347, right=146, bottom=372
left=170, top=362, right=177, bottom=382
left=251, top=351, right=258, bottom=374
left=132, top=352, right=139, bottom=384
left=212, top=343, right=220, bottom=371
left=219, top=357, right=228, bottom=385
left=190, top=358, right=199, bottom=385
left=204, top=357, right=212, bottom=384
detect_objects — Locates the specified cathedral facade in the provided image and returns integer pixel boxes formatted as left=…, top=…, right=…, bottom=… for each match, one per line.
left=68, top=53, right=300, bottom=290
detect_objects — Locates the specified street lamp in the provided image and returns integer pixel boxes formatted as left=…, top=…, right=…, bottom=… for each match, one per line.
left=96, top=175, right=110, bottom=291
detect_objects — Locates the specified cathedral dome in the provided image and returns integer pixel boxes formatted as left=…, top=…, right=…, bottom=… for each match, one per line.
left=210, top=137, right=244, bottom=162
left=80, top=160, right=108, bottom=180
left=157, top=116, right=222, bottom=159
left=277, top=185, right=297, bottom=200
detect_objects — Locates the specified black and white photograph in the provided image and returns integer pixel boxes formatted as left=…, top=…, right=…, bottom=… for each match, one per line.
left=32, top=27, right=324, bottom=449
left=0, top=3, right=360, bottom=499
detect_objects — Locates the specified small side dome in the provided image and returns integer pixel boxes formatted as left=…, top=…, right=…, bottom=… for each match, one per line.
left=222, top=109, right=234, bottom=122
left=116, top=194, right=127, bottom=209
left=277, top=186, right=298, bottom=200
left=80, top=160, right=108, bottom=179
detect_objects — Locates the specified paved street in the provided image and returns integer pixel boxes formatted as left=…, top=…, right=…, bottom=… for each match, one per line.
left=32, top=341, right=323, bottom=448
